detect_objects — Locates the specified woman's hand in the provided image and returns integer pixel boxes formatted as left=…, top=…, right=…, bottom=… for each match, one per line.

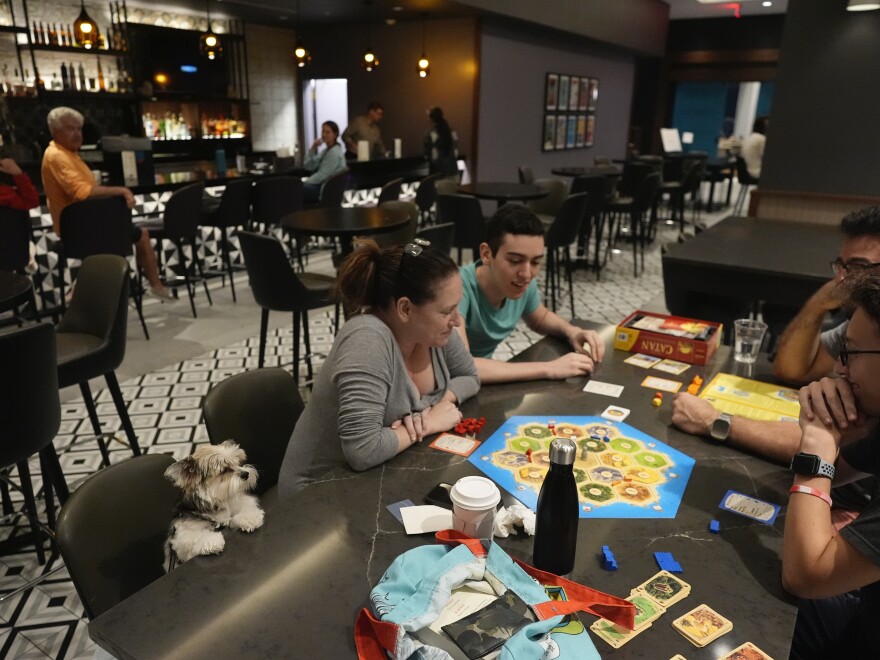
left=422, top=400, right=464, bottom=437
left=799, top=377, right=859, bottom=430
left=311, top=138, right=322, bottom=151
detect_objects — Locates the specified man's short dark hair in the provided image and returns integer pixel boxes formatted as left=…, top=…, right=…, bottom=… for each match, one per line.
left=484, top=204, right=545, bottom=256
left=367, top=101, right=383, bottom=112
left=841, top=207, right=880, bottom=239
left=753, top=116, right=769, bottom=134
left=844, top=272, right=880, bottom=328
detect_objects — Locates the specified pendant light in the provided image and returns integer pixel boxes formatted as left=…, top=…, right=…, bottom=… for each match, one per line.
left=362, top=1, right=379, bottom=72
left=73, top=0, right=98, bottom=50
left=293, top=0, right=311, bottom=68
left=199, top=0, right=223, bottom=60
left=416, top=15, right=430, bottom=78
left=847, top=0, right=880, bottom=10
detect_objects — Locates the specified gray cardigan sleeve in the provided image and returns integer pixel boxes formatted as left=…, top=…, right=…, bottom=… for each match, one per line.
left=333, top=324, right=401, bottom=472
left=443, top=329, right=480, bottom=404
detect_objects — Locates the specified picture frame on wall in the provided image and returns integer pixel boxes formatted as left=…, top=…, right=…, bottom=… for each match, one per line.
left=585, top=116, right=596, bottom=146
left=588, top=78, right=599, bottom=111
left=566, top=115, right=576, bottom=148
left=568, top=78, right=580, bottom=114
left=545, top=74, right=559, bottom=111
left=575, top=115, right=586, bottom=147
left=578, top=77, right=589, bottom=111
left=543, top=115, right=556, bottom=151
left=555, top=115, right=567, bottom=150
left=558, top=75, right=570, bottom=111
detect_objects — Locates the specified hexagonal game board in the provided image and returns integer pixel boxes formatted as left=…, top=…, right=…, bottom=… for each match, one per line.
left=469, top=416, right=695, bottom=518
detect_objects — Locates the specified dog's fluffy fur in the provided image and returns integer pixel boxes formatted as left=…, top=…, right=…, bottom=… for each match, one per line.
left=164, top=440, right=264, bottom=567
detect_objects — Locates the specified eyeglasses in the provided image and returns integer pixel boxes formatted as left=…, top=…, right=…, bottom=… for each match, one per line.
left=838, top=346, right=880, bottom=366
left=397, top=238, right=431, bottom=280
left=830, top=258, right=880, bottom=276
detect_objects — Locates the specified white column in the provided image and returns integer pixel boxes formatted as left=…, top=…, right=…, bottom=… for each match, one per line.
left=733, top=82, right=761, bottom=138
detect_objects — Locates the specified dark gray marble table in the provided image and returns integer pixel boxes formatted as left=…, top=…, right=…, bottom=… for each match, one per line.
left=89, top=325, right=797, bottom=659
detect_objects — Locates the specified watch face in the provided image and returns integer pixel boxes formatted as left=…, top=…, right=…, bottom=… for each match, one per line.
left=791, top=453, right=820, bottom=475
left=710, top=415, right=731, bottom=441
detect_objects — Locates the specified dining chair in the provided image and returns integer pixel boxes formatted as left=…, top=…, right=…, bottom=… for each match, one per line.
left=0, top=207, right=44, bottom=322
left=527, top=178, right=567, bottom=227
left=434, top=178, right=459, bottom=195
left=414, top=173, right=441, bottom=225
left=544, top=193, right=588, bottom=316
left=570, top=175, right=612, bottom=279
left=58, top=196, right=149, bottom=339
left=376, top=177, right=403, bottom=206
left=56, top=453, right=178, bottom=620
left=306, top=168, right=349, bottom=209
left=628, top=172, right=662, bottom=277
left=203, top=368, right=305, bottom=496
left=56, top=254, right=142, bottom=466
left=518, top=165, right=535, bottom=184
left=252, top=175, right=305, bottom=265
left=436, top=194, right=487, bottom=265
left=734, top=157, right=760, bottom=215
left=237, top=231, right=339, bottom=383
left=416, top=222, right=455, bottom=257
left=371, top=201, right=418, bottom=248
left=200, top=178, right=253, bottom=303
left=148, top=182, right=211, bottom=318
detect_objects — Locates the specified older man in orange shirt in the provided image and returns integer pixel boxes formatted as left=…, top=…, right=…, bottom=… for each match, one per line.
left=41, top=106, right=172, bottom=299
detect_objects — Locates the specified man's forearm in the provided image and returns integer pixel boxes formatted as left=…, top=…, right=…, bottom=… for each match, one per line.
left=473, top=357, right=550, bottom=384
left=774, top=290, right=837, bottom=383
left=727, top=418, right=801, bottom=465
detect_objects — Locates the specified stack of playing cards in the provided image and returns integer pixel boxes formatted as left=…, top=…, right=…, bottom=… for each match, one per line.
left=589, top=570, right=690, bottom=648
left=671, top=603, right=732, bottom=648
left=717, top=641, right=774, bottom=659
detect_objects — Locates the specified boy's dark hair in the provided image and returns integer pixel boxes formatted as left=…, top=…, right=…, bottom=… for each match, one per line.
left=367, top=101, right=384, bottom=112
left=844, top=272, right=880, bottom=328
left=753, top=116, right=769, bottom=134
left=840, top=207, right=880, bottom=239
left=484, top=204, right=545, bottom=256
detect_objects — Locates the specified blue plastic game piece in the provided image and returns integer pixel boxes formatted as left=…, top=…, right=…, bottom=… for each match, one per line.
left=601, top=545, right=618, bottom=571
left=654, top=551, right=682, bottom=573
left=709, top=520, right=720, bottom=534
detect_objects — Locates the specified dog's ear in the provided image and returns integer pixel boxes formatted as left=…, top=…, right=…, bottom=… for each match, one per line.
left=220, top=439, right=248, bottom=464
left=164, top=456, right=199, bottom=488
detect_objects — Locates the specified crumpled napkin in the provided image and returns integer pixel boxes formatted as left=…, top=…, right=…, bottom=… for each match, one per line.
left=493, top=504, right=536, bottom=537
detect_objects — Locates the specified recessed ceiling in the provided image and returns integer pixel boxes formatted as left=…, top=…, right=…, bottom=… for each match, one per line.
left=666, top=0, right=788, bottom=20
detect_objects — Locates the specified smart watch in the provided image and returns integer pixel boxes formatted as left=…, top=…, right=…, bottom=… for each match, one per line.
left=790, top=452, right=836, bottom=480
left=709, top=413, right=733, bottom=442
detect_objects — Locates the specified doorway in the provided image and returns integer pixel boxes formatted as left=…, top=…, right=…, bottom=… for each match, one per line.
left=302, top=78, right=349, bottom=148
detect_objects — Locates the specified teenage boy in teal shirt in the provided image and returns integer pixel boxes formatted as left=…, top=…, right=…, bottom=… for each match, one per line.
left=456, top=204, right=604, bottom=384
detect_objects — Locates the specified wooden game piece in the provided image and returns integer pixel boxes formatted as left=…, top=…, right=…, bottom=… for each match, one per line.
left=652, top=392, right=663, bottom=407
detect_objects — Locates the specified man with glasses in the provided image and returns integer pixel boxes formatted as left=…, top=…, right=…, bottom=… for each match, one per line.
left=671, top=207, right=880, bottom=482
left=455, top=204, right=605, bottom=384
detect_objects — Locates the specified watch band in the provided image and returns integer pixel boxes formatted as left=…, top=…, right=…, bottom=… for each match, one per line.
left=790, top=452, right=836, bottom=480
left=710, top=412, right=733, bottom=442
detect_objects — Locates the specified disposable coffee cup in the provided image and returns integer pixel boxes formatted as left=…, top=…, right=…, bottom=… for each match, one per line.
left=449, top=476, right=501, bottom=539
left=733, top=318, right=768, bottom=364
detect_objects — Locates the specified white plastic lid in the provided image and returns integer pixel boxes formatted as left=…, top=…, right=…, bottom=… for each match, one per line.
left=449, top=476, right=501, bottom=511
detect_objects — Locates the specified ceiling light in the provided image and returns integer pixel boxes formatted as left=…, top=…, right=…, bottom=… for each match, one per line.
left=847, top=0, right=880, bottom=9
left=362, top=1, right=378, bottom=72
left=199, top=0, right=223, bottom=60
left=73, top=0, right=98, bottom=50
left=292, top=0, right=310, bottom=68
left=762, top=1, right=772, bottom=6
left=416, top=14, right=430, bottom=78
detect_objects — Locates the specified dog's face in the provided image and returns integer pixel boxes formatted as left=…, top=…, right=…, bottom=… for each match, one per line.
left=165, top=440, right=258, bottom=509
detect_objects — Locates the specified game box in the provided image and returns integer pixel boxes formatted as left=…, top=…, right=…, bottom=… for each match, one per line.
left=614, top=311, right=721, bottom=366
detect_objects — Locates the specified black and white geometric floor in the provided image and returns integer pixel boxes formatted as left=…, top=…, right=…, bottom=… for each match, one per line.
left=0, top=216, right=682, bottom=659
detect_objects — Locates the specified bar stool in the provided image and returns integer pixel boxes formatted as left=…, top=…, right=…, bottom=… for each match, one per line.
left=56, top=254, right=142, bottom=466
left=200, top=178, right=253, bottom=303
left=376, top=177, right=403, bottom=206
left=414, top=173, right=440, bottom=226
left=544, top=193, right=588, bottom=316
left=0, top=207, right=46, bottom=322
left=734, top=157, right=759, bottom=215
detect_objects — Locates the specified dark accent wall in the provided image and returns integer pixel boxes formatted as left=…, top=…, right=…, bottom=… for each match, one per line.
left=476, top=19, right=636, bottom=181
left=762, top=0, right=880, bottom=196
left=301, top=18, right=478, bottom=163
left=667, top=15, right=786, bottom=52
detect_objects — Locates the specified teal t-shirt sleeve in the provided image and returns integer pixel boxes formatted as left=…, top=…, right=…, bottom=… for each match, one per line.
left=523, top=279, right=540, bottom=315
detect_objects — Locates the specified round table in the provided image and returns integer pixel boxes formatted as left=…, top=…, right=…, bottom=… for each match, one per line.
left=0, top=271, right=35, bottom=318
left=457, top=182, right=548, bottom=208
left=551, top=165, right=622, bottom=178
left=280, top=206, right=412, bottom=256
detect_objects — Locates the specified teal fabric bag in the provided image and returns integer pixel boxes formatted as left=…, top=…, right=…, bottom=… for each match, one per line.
left=355, top=531, right=634, bottom=659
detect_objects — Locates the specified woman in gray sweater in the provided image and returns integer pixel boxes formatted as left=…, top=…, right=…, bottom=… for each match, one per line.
left=278, top=238, right=480, bottom=496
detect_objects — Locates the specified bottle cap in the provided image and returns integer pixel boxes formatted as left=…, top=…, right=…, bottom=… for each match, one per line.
left=549, top=438, right=576, bottom=466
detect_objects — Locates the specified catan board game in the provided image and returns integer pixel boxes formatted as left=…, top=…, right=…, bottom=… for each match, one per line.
left=469, top=416, right=695, bottom=519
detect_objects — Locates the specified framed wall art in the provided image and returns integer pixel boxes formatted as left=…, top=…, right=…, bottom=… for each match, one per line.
left=541, top=72, right=599, bottom=150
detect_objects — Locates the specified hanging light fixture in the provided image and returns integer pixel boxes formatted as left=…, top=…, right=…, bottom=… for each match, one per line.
left=847, top=0, right=880, bottom=10
left=417, top=14, right=430, bottom=78
left=362, top=1, right=379, bottom=72
left=293, top=0, right=311, bottom=68
left=73, top=0, right=98, bottom=50
left=199, top=0, right=223, bottom=60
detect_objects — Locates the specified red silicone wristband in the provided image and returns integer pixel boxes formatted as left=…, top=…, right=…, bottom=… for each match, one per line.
left=789, top=485, right=833, bottom=507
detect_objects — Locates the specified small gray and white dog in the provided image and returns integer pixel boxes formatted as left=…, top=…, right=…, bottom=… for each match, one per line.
left=164, top=440, right=264, bottom=567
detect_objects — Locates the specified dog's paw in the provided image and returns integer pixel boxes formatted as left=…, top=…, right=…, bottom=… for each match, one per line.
left=195, top=531, right=226, bottom=556
left=233, top=508, right=265, bottom=533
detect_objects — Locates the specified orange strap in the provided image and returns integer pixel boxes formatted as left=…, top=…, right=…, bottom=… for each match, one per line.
left=355, top=608, right=399, bottom=660
left=435, top=530, right=635, bottom=630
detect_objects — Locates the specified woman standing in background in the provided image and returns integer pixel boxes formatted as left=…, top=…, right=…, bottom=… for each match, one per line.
left=423, top=107, right=458, bottom=180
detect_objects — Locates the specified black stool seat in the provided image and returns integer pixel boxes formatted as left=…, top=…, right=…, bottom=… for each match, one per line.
left=56, top=334, right=104, bottom=375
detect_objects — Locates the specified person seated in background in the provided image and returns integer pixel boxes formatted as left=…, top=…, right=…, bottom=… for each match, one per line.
left=423, top=106, right=458, bottom=180
left=302, top=120, right=346, bottom=203
left=672, top=207, right=880, bottom=450
left=455, top=204, right=604, bottom=384
left=41, top=106, right=173, bottom=300
left=741, top=116, right=769, bottom=180
left=277, top=238, right=479, bottom=497
left=0, top=155, right=40, bottom=273
left=342, top=101, right=386, bottom=160
left=784, top=272, right=880, bottom=658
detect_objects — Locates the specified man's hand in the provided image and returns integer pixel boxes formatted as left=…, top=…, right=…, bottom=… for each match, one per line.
left=544, top=352, right=595, bottom=379
left=812, top=278, right=847, bottom=313
left=0, top=158, right=23, bottom=176
left=569, top=328, right=605, bottom=363
left=671, top=393, right=719, bottom=436
left=799, top=377, right=859, bottom=429
left=122, top=188, right=135, bottom=209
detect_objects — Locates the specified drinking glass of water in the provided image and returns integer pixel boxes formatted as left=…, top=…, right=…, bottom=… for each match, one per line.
left=733, top=319, right=768, bottom=363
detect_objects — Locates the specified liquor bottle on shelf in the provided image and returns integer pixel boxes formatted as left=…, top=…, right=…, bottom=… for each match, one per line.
left=32, top=21, right=40, bottom=44
left=532, top=438, right=579, bottom=576
left=60, top=25, right=68, bottom=47
left=116, top=1, right=126, bottom=50
left=97, top=60, right=105, bottom=92
left=2, top=65, right=10, bottom=95
left=60, top=62, right=69, bottom=90
left=48, top=23, right=56, bottom=46
left=51, top=72, right=61, bottom=90
left=68, top=24, right=76, bottom=48
left=39, top=22, right=47, bottom=45
left=69, top=62, right=77, bottom=90
left=78, top=62, right=86, bottom=91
